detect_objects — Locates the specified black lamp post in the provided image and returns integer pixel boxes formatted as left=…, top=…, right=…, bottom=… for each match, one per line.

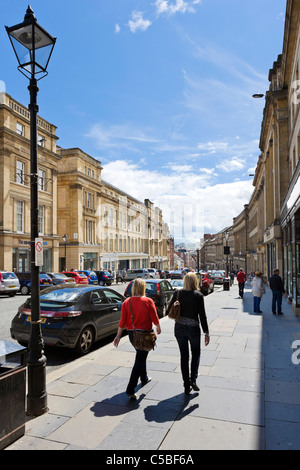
left=62, top=234, right=69, bottom=271
left=6, top=5, right=56, bottom=417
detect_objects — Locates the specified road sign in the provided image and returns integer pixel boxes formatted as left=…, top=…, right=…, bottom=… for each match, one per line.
left=35, top=238, right=43, bottom=266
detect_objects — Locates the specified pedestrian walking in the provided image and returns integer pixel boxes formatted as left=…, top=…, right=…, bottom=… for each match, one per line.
left=167, top=271, right=210, bottom=395
left=113, top=278, right=161, bottom=400
left=237, top=268, right=247, bottom=298
left=251, top=272, right=265, bottom=313
left=269, top=268, right=285, bottom=315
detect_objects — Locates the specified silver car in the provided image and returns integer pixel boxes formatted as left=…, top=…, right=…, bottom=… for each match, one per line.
left=125, top=269, right=150, bottom=281
left=0, top=271, right=20, bottom=297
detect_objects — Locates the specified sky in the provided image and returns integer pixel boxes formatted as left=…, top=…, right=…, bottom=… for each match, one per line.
left=1, top=0, right=286, bottom=246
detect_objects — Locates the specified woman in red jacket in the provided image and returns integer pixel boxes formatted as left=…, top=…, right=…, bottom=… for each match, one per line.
left=113, top=278, right=161, bottom=399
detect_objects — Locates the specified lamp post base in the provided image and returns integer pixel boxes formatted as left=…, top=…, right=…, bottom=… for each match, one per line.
left=26, top=360, right=48, bottom=417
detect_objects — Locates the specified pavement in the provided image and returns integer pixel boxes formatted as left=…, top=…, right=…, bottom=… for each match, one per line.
left=5, top=280, right=300, bottom=451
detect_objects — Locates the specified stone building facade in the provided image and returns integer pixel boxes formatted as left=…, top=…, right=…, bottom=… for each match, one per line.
left=0, top=92, right=170, bottom=273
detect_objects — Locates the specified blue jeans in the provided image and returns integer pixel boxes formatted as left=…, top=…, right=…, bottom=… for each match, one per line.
left=126, top=331, right=149, bottom=394
left=174, top=322, right=201, bottom=388
left=272, top=290, right=283, bottom=314
left=253, top=296, right=261, bottom=313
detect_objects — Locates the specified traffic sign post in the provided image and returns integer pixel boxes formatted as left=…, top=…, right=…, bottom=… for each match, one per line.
left=35, top=238, right=43, bottom=267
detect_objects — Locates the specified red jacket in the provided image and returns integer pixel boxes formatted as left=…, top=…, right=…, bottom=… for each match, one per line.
left=237, top=271, right=247, bottom=283
left=119, top=296, right=159, bottom=331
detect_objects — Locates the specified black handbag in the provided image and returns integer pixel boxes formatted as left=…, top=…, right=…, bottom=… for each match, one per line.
left=129, top=299, right=157, bottom=351
left=168, top=290, right=181, bottom=320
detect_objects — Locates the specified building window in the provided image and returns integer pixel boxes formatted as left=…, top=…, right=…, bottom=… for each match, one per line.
left=16, top=122, right=25, bottom=136
left=38, top=205, right=45, bottom=235
left=87, top=220, right=93, bottom=243
left=16, top=160, right=25, bottom=184
left=38, top=169, right=45, bottom=191
left=16, top=200, right=24, bottom=232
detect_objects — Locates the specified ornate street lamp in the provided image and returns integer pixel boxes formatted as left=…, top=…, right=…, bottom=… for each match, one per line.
left=6, top=5, right=56, bottom=417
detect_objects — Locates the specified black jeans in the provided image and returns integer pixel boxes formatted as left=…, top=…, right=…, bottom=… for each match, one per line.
left=175, top=322, right=201, bottom=388
left=126, top=331, right=149, bottom=395
left=238, top=282, right=245, bottom=298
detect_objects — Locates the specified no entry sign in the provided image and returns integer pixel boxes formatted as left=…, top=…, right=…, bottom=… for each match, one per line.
left=35, top=238, right=43, bottom=266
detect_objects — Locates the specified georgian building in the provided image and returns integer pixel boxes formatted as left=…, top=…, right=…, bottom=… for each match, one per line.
left=0, top=92, right=170, bottom=273
left=0, top=91, right=60, bottom=272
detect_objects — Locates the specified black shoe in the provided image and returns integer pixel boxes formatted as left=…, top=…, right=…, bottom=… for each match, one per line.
left=127, top=393, right=137, bottom=400
left=278, top=312, right=283, bottom=315
left=191, top=382, right=200, bottom=391
left=258, top=310, right=263, bottom=313
left=272, top=312, right=276, bottom=315
left=141, top=377, right=151, bottom=386
left=184, top=385, right=192, bottom=395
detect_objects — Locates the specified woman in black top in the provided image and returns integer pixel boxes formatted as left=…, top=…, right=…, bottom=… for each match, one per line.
left=167, top=272, right=210, bottom=394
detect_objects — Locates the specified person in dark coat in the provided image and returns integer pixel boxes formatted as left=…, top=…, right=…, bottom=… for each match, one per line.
left=167, top=272, right=210, bottom=395
left=269, top=268, right=285, bottom=315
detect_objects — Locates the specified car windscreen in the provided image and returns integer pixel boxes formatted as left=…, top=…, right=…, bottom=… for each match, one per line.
left=145, top=283, right=157, bottom=294
left=40, top=289, right=82, bottom=302
left=2, top=272, right=18, bottom=279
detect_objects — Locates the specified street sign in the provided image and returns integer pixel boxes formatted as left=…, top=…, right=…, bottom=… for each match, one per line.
left=35, top=238, right=43, bottom=266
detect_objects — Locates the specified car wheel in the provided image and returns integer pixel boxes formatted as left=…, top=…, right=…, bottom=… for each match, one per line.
left=20, top=285, right=30, bottom=295
left=75, top=326, right=94, bottom=355
left=99, top=280, right=104, bottom=286
left=106, top=282, right=112, bottom=286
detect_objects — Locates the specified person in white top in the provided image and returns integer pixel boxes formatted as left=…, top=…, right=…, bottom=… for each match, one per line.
left=251, top=272, right=265, bottom=314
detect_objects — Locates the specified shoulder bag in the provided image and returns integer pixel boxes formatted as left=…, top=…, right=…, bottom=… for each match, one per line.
left=168, top=289, right=181, bottom=320
left=129, top=298, right=157, bottom=351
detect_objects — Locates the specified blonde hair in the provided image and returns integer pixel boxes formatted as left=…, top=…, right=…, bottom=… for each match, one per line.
left=132, top=278, right=146, bottom=296
left=183, top=272, right=199, bottom=291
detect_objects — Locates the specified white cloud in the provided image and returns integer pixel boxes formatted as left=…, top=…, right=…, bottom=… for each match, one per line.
left=155, top=0, right=200, bottom=16
left=115, top=24, right=121, bottom=33
left=216, top=157, right=246, bottom=173
left=128, top=11, right=152, bottom=33
left=101, top=159, right=253, bottom=243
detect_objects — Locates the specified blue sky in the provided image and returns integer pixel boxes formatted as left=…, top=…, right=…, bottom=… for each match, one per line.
left=1, top=0, right=286, bottom=244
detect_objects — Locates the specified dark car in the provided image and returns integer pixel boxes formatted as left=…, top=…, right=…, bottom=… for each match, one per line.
left=46, top=272, right=76, bottom=287
left=95, top=270, right=114, bottom=286
left=76, top=270, right=98, bottom=285
left=170, top=270, right=185, bottom=279
left=16, top=272, right=53, bottom=295
left=124, top=279, right=175, bottom=317
left=11, top=285, right=125, bottom=355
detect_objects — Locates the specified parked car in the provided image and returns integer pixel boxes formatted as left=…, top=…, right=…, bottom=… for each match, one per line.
left=76, top=270, right=98, bottom=285
left=198, top=272, right=214, bottom=295
left=46, top=272, right=76, bottom=286
left=170, top=270, right=185, bottom=279
left=169, top=279, right=184, bottom=289
left=0, top=271, right=20, bottom=297
left=16, top=272, right=53, bottom=295
left=11, top=285, right=125, bottom=355
left=211, top=271, right=224, bottom=284
left=157, top=270, right=166, bottom=279
left=124, top=279, right=175, bottom=317
left=164, top=270, right=171, bottom=278
left=62, top=271, right=89, bottom=285
left=95, top=270, right=114, bottom=286
left=124, top=269, right=150, bottom=281
left=147, top=268, right=160, bottom=279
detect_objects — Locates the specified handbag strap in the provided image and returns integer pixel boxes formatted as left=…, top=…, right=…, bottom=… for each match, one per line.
left=128, top=298, right=135, bottom=330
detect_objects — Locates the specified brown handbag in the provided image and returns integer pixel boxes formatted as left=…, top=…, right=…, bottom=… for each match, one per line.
left=168, top=290, right=181, bottom=320
left=129, top=299, right=157, bottom=351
